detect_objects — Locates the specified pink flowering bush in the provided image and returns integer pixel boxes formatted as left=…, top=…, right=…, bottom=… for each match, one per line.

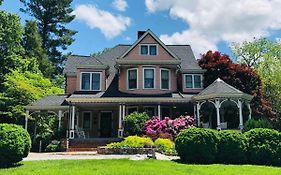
left=143, top=115, right=195, bottom=140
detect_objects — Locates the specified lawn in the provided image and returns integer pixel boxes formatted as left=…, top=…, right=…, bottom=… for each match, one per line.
left=0, top=159, right=280, bottom=175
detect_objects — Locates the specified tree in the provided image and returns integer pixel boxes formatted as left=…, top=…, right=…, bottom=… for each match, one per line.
left=232, top=39, right=281, bottom=129
left=20, top=0, right=77, bottom=75
left=0, top=11, right=27, bottom=87
left=198, top=51, right=275, bottom=120
left=23, top=20, right=54, bottom=77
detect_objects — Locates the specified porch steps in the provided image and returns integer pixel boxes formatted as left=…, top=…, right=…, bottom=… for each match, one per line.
left=67, top=138, right=122, bottom=152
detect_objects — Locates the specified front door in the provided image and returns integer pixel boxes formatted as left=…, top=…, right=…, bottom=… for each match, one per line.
left=100, top=112, right=112, bottom=137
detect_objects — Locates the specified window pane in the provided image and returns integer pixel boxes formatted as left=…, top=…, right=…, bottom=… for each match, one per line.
left=161, top=70, right=169, bottom=89
left=185, top=75, right=193, bottom=88
left=144, top=69, right=154, bottom=88
left=194, top=75, right=202, bottom=88
left=81, top=73, right=90, bottom=90
left=140, top=45, right=148, bottom=55
left=83, top=112, right=91, bottom=129
left=149, top=45, right=157, bottom=55
left=128, top=69, right=137, bottom=89
left=91, top=73, right=101, bottom=90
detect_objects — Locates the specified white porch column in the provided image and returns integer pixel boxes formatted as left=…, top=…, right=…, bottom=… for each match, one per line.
left=215, top=99, right=221, bottom=130
left=238, top=99, right=243, bottom=131
left=196, top=103, right=201, bottom=127
left=157, top=104, right=161, bottom=119
left=247, top=103, right=252, bottom=119
left=118, top=104, right=123, bottom=138
left=69, top=106, right=75, bottom=139
left=58, top=110, right=62, bottom=131
left=25, top=110, right=29, bottom=130
left=122, top=105, right=126, bottom=120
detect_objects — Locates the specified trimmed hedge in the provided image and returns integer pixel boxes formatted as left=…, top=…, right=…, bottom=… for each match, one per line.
left=175, top=128, right=218, bottom=163
left=245, top=128, right=281, bottom=165
left=0, top=124, right=31, bottom=167
left=217, top=130, right=247, bottom=164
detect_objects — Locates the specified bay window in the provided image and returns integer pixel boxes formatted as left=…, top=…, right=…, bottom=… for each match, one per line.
left=161, top=69, right=170, bottom=90
left=143, top=68, right=155, bottom=89
left=127, top=68, right=138, bottom=89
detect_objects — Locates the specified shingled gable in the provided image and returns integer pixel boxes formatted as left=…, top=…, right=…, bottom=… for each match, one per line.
left=192, top=78, right=253, bottom=101
left=119, top=29, right=180, bottom=60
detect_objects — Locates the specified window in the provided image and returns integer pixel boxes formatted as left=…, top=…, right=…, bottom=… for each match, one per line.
left=161, top=69, right=170, bottom=90
left=127, top=69, right=138, bottom=89
left=144, top=106, right=156, bottom=117
left=80, top=72, right=101, bottom=91
left=143, top=68, right=155, bottom=89
left=140, top=45, right=157, bottom=56
left=184, top=74, right=203, bottom=89
left=83, top=112, right=91, bottom=129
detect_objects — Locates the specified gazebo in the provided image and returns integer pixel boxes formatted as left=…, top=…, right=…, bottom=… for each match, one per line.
left=192, top=78, right=253, bottom=131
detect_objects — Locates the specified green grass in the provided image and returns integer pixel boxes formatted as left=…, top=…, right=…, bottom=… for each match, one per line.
left=1, top=159, right=280, bottom=175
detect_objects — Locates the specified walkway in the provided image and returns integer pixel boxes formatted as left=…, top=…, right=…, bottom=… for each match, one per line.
left=23, top=152, right=179, bottom=161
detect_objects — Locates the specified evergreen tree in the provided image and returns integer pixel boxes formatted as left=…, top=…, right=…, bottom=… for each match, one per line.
left=23, top=20, right=54, bottom=78
left=20, top=0, right=77, bottom=75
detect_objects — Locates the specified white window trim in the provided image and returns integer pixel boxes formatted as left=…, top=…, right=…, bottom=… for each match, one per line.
left=143, top=67, right=156, bottom=89
left=126, top=106, right=139, bottom=115
left=139, top=44, right=158, bottom=56
left=143, top=106, right=157, bottom=117
left=82, top=111, right=92, bottom=130
left=160, top=68, right=171, bottom=90
left=127, top=68, right=138, bottom=90
left=183, top=74, right=203, bottom=89
left=80, top=72, right=102, bottom=91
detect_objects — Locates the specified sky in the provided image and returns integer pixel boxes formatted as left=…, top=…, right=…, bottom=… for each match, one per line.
left=1, top=0, right=281, bottom=59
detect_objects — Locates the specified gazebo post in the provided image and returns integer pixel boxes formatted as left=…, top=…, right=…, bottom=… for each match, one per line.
left=215, top=99, right=221, bottom=130
left=25, top=110, right=29, bottom=130
left=58, top=110, right=62, bottom=131
left=238, top=99, right=243, bottom=131
left=196, top=103, right=201, bottom=127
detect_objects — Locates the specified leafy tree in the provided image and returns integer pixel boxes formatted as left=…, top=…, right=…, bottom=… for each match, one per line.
left=0, top=11, right=27, bottom=86
left=23, top=20, right=54, bottom=78
left=198, top=51, right=275, bottom=120
left=0, top=70, right=63, bottom=124
left=20, top=0, right=77, bottom=75
left=232, top=39, right=281, bottom=129
left=91, top=48, right=111, bottom=57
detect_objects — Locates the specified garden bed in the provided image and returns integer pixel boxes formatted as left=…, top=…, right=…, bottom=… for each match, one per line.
left=97, top=146, right=156, bottom=155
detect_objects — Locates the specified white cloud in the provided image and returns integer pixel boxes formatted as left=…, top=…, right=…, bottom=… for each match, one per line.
left=112, top=0, right=128, bottom=11
left=73, top=4, right=131, bottom=39
left=145, top=0, right=281, bottom=56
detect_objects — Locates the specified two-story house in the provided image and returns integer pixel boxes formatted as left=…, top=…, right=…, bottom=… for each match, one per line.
left=26, top=29, right=253, bottom=143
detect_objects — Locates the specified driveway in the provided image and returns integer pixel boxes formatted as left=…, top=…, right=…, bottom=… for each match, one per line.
left=23, top=152, right=179, bottom=161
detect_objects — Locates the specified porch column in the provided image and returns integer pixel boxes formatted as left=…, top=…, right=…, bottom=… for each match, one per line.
left=215, top=99, right=221, bottom=130
left=238, top=99, right=243, bottom=131
left=69, top=106, right=75, bottom=139
left=157, top=104, right=161, bottom=119
left=247, top=103, right=252, bottom=119
left=25, top=110, right=29, bottom=130
left=196, top=103, right=200, bottom=127
left=58, top=110, right=62, bottom=131
left=118, top=105, right=123, bottom=138
left=122, top=105, right=125, bottom=120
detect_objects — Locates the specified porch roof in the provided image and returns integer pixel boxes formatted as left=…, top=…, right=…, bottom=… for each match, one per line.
left=25, top=94, right=69, bottom=111
left=192, top=78, right=253, bottom=101
left=66, top=93, right=192, bottom=104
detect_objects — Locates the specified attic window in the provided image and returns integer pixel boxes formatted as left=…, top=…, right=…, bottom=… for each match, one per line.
left=140, top=45, right=157, bottom=56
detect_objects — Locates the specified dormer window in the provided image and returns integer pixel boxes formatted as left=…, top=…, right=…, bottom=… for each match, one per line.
left=184, top=74, right=203, bottom=89
left=80, top=72, right=101, bottom=91
left=140, top=44, right=157, bottom=56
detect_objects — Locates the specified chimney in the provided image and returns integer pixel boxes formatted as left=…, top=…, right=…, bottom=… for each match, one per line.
left=137, top=31, right=146, bottom=39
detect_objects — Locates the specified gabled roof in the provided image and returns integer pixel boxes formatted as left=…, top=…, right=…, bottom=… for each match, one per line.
left=119, top=29, right=180, bottom=60
left=192, top=78, right=253, bottom=101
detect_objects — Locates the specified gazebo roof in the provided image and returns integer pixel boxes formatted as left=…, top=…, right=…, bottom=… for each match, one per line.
left=192, top=78, right=253, bottom=101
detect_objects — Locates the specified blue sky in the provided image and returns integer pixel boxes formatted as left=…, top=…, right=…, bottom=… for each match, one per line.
left=1, top=0, right=281, bottom=59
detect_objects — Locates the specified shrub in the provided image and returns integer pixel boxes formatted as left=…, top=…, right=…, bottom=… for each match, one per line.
left=245, top=128, right=281, bottom=165
left=107, top=136, right=154, bottom=148
left=45, top=140, right=60, bottom=152
left=143, top=116, right=195, bottom=140
left=244, top=118, right=273, bottom=132
left=154, top=138, right=175, bottom=155
left=0, top=123, right=31, bottom=167
left=124, top=112, right=150, bottom=136
left=217, top=130, right=248, bottom=164
left=175, top=128, right=218, bottom=163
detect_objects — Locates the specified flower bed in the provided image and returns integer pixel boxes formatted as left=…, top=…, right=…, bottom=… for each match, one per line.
left=97, top=146, right=156, bottom=155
